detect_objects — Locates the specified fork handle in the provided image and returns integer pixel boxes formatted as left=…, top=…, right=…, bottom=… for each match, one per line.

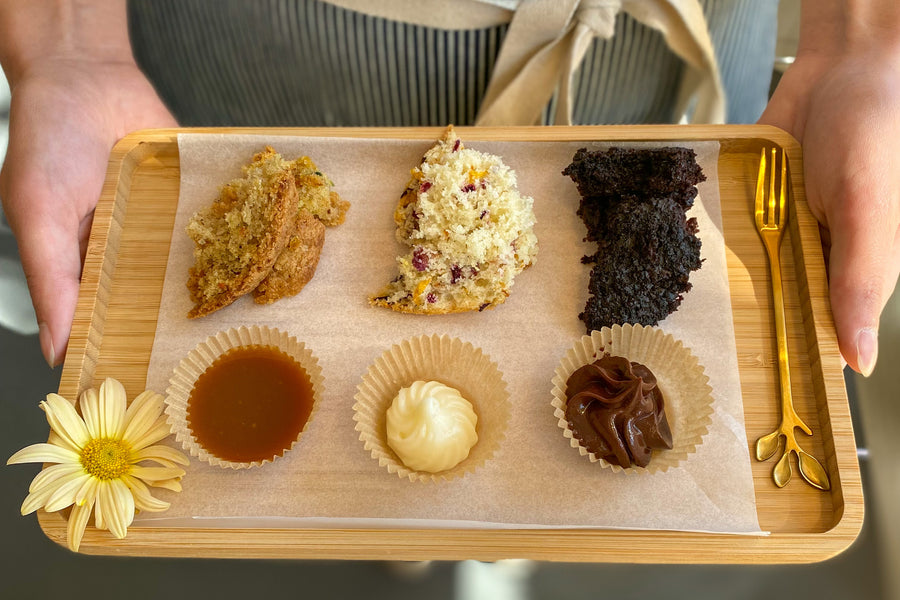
left=764, top=240, right=792, bottom=406
left=763, top=238, right=809, bottom=434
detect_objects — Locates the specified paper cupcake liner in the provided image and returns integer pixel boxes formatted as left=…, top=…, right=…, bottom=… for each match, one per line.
left=551, top=324, right=713, bottom=474
left=353, top=334, right=510, bottom=483
left=164, top=325, right=324, bottom=469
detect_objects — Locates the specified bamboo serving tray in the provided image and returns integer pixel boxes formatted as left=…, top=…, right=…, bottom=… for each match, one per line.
left=43, top=125, right=861, bottom=563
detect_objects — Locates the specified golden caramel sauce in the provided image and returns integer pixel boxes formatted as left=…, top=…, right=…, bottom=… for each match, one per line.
left=187, top=345, right=314, bottom=463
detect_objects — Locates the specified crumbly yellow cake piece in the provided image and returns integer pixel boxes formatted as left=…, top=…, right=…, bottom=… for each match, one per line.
left=252, top=210, right=325, bottom=304
left=186, top=149, right=298, bottom=318
left=253, top=146, right=350, bottom=227
left=252, top=149, right=349, bottom=303
left=289, top=155, right=351, bottom=227
left=186, top=146, right=348, bottom=317
left=370, top=126, right=538, bottom=314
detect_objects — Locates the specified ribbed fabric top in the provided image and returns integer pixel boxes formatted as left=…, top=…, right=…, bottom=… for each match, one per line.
left=127, top=0, right=777, bottom=126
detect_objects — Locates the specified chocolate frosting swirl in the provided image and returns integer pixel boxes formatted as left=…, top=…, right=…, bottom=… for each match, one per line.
left=565, top=355, right=672, bottom=467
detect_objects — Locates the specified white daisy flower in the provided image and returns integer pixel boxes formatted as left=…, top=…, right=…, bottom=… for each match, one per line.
left=7, top=378, right=188, bottom=551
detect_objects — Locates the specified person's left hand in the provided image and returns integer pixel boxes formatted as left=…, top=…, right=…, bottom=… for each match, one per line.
left=759, top=51, right=900, bottom=376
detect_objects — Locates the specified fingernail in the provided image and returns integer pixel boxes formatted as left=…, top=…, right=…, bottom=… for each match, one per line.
left=856, top=327, right=878, bottom=377
left=38, top=322, right=57, bottom=368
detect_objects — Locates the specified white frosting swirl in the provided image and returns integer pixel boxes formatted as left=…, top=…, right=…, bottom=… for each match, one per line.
left=386, top=380, right=478, bottom=473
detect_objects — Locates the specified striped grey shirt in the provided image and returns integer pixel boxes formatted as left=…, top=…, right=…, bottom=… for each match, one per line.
left=127, top=0, right=777, bottom=127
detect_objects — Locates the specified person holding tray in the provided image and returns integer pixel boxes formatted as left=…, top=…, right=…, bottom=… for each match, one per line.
left=0, top=0, right=896, bottom=381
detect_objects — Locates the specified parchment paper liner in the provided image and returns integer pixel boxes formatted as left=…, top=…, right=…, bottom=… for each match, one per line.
left=164, top=325, right=324, bottom=469
left=353, top=334, right=510, bottom=483
left=551, top=324, right=713, bottom=474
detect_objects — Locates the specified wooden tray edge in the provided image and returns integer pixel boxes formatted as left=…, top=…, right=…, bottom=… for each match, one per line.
left=59, top=133, right=167, bottom=395
left=738, top=129, right=863, bottom=544
left=35, top=512, right=861, bottom=563
left=779, top=134, right=863, bottom=541
left=43, top=125, right=863, bottom=563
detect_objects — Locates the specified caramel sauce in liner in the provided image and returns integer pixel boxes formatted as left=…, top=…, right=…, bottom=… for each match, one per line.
left=165, top=325, right=324, bottom=469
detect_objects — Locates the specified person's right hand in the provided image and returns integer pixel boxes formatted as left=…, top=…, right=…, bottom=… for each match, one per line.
left=758, top=1, right=900, bottom=376
left=0, top=57, right=176, bottom=367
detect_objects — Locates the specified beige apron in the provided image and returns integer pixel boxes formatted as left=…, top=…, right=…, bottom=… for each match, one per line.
left=323, top=0, right=726, bottom=125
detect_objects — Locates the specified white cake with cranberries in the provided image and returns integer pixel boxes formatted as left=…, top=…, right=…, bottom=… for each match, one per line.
left=370, top=126, right=538, bottom=314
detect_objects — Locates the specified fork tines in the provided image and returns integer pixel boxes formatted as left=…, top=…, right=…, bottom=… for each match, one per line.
left=754, top=147, right=788, bottom=231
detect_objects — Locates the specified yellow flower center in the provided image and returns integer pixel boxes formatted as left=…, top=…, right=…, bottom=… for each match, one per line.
left=79, top=438, right=132, bottom=480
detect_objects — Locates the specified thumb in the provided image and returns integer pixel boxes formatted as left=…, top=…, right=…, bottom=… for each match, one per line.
left=3, top=189, right=87, bottom=368
left=0, top=122, right=107, bottom=369
left=825, top=191, right=900, bottom=377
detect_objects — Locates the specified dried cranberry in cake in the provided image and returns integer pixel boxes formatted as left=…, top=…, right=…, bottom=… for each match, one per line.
left=371, top=126, right=538, bottom=315
left=412, top=248, right=430, bottom=271
left=450, top=265, right=463, bottom=283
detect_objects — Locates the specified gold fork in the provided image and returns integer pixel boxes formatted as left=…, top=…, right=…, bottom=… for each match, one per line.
left=753, top=147, right=830, bottom=491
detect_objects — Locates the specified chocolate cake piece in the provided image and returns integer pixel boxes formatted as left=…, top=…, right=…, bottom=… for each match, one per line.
left=563, top=147, right=705, bottom=210
left=576, top=189, right=698, bottom=246
left=579, top=197, right=702, bottom=330
left=563, top=147, right=705, bottom=332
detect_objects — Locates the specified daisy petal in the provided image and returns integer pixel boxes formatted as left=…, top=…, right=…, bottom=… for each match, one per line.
left=98, top=480, right=130, bottom=538
left=122, top=391, right=165, bottom=444
left=128, top=417, right=175, bottom=452
left=8, top=443, right=80, bottom=465
left=112, top=478, right=136, bottom=528
left=79, top=388, right=101, bottom=439
left=149, top=479, right=183, bottom=493
left=97, top=482, right=118, bottom=536
left=135, top=495, right=171, bottom=513
left=130, top=465, right=186, bottom=482
left=46, top=431, right=79, bottom=454
left=26, top=469, right=82, bottom=511
left=132, top=444, right=190, bottom=467
left=21, top=482, right=61, bottom=515
left=74, top=475, right=99, bottom=507
left=98, top=378, right=127, bottom=439
left=44, top=473, right=91, bottom=513
left=93, top=491, right=105, bottom=531
left=123, top=475, right=171, bottom=513
left=41, top=394, right=90, bottom=450
left=134, top=456, right=178, bottom=469
left=67, top=496, right=95, bottom=552
left=28, top=462, right=84, bottom=493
